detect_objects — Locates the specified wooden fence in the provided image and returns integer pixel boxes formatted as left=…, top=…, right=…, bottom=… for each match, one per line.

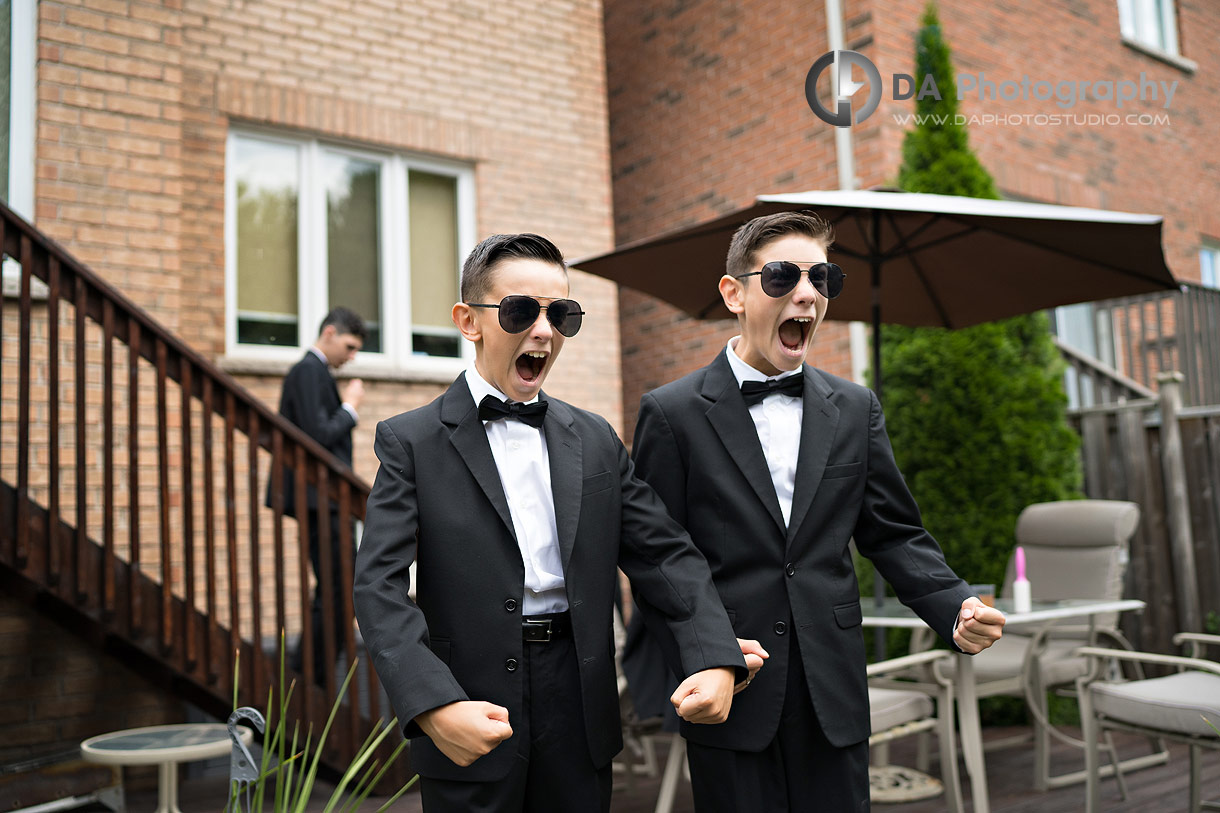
left=1069, top=376, right=1220, bottom=655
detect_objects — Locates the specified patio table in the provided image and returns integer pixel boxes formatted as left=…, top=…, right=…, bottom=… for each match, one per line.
left=81, top=722, right=253, bottom=813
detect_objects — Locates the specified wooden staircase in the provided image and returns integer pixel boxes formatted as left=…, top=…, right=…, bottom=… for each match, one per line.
left=0, top=200, right=406, bottom=784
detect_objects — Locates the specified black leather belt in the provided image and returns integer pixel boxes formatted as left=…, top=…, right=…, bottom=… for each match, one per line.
left=522, top=611, right=571, bottom=642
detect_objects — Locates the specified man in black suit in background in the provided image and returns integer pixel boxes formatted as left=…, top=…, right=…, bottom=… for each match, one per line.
left=271, top=306, right=366, bottom=678
left=629, top=211, right=1006, bottom=812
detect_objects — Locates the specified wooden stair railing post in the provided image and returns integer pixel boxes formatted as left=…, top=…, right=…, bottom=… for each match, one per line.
left=316, top=461, right=336, bottom=703
left=16, top=234, right=33, bottom=569
left=128, top=317, right=142, bottom=635
left=270, top=428, right=286, bottom=660
left=47, top=255, right=60, bottom=587
left=338, top=478, right=359, bottom=758
left=246, top=408, right=263, bottom=701
left=102, top=297, right=116, bottom=622
left=74, top=268, right=88, bottom=604
left=224, top=388, right=240, bottom=704
left=180, top=358, right=196, bottom=672
left=202, top=373, right=218, bottom=683
left=202, top=373, right=219, bottom=683
left=157, top=338, right=173, bottom=654
left=295, top=443, right=314, bottom=713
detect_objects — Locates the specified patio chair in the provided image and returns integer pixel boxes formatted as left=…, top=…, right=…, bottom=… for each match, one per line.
left=1077, top=632, right=1220, bottom=813
left=868, top=649, right=962, bottom=812
left=909, top=498, right=1159, bottom=790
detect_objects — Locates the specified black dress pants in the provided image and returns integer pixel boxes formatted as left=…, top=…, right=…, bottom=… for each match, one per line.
left=295, top=507, right=354, bottom=682
left=686, top=631, right=870, bottom=813
left=419, top=634, right=612, bottom=813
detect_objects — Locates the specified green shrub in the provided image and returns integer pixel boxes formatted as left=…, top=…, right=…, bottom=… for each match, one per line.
left=879, top=314, right=1081, bottom=589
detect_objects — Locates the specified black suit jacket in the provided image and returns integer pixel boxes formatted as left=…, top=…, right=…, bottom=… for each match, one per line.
left=631, top=350, right=971, bottom=751
left=267, top=351, right=355, bottom=518
left=353, top=373, right=745, bottom=782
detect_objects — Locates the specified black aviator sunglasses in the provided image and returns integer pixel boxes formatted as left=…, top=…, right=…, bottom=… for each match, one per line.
left=467, top=295, right=586, bottom=338
left=734, top=261, right=846, bottom=300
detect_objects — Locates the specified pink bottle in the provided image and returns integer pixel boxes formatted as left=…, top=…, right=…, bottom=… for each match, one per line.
left=1012, top=546, right=1032, bottom=613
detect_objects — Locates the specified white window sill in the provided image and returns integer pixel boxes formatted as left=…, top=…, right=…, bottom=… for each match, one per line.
left=218, top=352, right=466, bottom=385
left=1121, top=37, right=1197, bottom=73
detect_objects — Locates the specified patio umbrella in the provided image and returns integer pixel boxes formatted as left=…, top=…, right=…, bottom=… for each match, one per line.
left=572, top=189, right=1178, bottom=399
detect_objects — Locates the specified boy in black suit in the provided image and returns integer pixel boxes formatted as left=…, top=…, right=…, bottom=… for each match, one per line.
left=629, top=211, right=1006, bottom=811
left=271, top=307, right=366, bottom=680
left=353, top=234, right=759, bottom=812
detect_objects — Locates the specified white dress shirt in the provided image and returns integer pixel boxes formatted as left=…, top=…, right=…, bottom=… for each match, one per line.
left=310, top=346, right=359, bottom=424
left=466, top=365, right=568, bottom=614
left=725, top=337, right=804, bottom=528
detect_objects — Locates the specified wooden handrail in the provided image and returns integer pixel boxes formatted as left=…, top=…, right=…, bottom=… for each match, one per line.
left=1055, top=336, right=1157, bottom=409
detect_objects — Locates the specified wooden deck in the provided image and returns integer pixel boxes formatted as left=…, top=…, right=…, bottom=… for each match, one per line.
left=114, top=723, right=1219, bottom=812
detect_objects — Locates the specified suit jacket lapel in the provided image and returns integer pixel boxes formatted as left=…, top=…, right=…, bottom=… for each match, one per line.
left=786, top=367, right=838, bottom=546
left=702, top=351, right=786, bottom=536
left=543, top=396, right=582, bottom=574
left=306, top=351, right=341, bottom=406
left=441, top=373, right=517, bottom=542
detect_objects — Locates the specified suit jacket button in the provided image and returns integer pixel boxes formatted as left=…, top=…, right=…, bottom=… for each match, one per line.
left=785, top=563, right=796, bottom=577
left=505, top=598, right=518, bottom=612
left=774, top=621, right=787, bottom=635
left=505, top=658, right=518, bottom=672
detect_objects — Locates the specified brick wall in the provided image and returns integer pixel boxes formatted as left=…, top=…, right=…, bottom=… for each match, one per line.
left=605, top=0, right=1220, bottom=438
left=37, top=0, right=185, bottom=333
left=37, top=0, right=621, bottom=430
left=0, top=595, right=184, bottom=766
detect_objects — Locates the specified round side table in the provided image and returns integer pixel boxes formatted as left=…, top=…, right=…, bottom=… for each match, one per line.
left=81, top=722, right=253, bottom=813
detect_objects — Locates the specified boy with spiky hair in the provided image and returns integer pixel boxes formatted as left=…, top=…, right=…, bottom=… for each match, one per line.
left=630, top=211, right=1005, bottom=811
left=354, top=233, right=759, bottom=812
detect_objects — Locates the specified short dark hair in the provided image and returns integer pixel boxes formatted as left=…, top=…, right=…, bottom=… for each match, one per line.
left=318, top=306, right=367, bottom=341
left=461, top=233, right=567, bottom=303
left=725, top=211, right=835, bottom=279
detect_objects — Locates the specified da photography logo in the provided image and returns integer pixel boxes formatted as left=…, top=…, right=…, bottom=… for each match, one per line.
left=805, top=50, right=882, bottom=127
left=805, top=49, right=1178, bottom=128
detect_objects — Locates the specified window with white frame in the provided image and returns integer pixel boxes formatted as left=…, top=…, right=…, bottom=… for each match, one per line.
left=226, top=130, right=474, bottom=363
left=1117, top=0, right=1180, bottom=56
left=1200, top=242, right=1219, bottom=289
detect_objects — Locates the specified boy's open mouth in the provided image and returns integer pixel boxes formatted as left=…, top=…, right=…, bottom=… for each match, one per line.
left=778, top=317, right=813, bottom=355
left=516, top=350, right=548, bottom=385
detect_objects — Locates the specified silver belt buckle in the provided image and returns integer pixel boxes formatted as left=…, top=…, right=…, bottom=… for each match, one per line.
left=523, top=618, right=553, bottom=642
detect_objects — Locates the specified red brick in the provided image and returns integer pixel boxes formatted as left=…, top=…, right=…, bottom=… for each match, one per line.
left=105, top=94, right=162, bottom=118
left=106, top=16, right=164, bottom=41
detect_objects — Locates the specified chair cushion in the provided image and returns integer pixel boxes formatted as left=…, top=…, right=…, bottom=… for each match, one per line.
left=1092, top=671, right=1220, bottom=738
left=869, top=687, right=933, bottom=733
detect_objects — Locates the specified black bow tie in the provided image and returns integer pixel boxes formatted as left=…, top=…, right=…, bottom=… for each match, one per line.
left=478, top=394, right=548, bottom=428
left=740, top=375, right=804, bottom=407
